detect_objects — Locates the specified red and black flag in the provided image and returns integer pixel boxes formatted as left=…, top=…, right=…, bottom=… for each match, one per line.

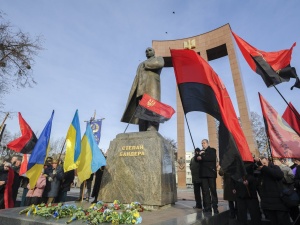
left=7, top=113, right=37, bottom=154
left=282, top=102, right=300, bottom=136
left=135, top=93, right=175, bottom=123
left=232, top=31, right=299, bottom=89
left=259, top=93, right=300, bottom=158
left=170, top=49, right=253, bottom=180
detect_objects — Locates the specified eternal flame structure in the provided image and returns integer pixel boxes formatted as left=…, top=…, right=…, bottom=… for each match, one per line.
left=152, top=23, right=259, bottom=188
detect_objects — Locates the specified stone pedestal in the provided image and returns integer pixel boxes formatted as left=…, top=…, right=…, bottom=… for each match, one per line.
left=99, top=131, right=177, bottom=206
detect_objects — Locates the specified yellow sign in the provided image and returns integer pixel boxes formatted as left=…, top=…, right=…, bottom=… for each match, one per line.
left=120, top=145, right=145, bottom=157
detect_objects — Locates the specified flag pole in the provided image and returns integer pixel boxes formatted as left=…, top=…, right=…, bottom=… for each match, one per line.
left=57, top=139, right=66, bottom=165
left=0, top=124, right=6, bottom=143
left=0, top=112, right=9, bottom=133
left=266, top=137, right=273, bottom=163
left=184, top=114, right=196, bottom=149
left=123, top=106, right=139, bottom=133
left=0, top=124, right=7, bottom=157
left=176, top=83, right=196, bottom=149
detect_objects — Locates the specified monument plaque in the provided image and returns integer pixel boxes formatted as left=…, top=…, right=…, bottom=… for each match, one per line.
left=99, top=131, right=177, bottom=206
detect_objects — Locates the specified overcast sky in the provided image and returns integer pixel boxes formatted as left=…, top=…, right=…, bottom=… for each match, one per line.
left=1, top=1, right=300, bottom=152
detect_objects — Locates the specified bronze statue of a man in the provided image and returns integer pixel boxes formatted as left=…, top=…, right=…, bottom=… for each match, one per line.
left=121, top=47, right=164, bottom=131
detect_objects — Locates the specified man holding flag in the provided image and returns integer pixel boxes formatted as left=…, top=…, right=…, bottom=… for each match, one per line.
left=170, top=49, right=253, bottom=182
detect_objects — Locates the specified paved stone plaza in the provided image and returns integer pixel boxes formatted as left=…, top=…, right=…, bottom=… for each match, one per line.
left=0, top=187, right=231, bottom=225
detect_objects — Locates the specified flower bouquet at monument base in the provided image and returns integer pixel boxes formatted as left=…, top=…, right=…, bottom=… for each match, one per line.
left=19, top=200, right=146, bottom=224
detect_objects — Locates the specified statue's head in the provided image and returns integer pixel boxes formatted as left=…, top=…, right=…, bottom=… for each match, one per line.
left=145, top=47, right=155, bottom=58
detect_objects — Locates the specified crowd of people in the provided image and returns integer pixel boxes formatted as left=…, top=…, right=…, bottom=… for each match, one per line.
left=190, top=139, right=300, bottom=225
left=0, top=155, right=105, bottom=209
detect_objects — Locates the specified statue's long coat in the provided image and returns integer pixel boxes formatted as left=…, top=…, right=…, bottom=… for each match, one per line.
left=121, top=56, right=164, bottom=124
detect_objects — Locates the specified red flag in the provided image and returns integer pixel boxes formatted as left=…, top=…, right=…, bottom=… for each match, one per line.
left=232, top=31, right=299, bottom=89
left=4, top=168, right=14, bottom=208
left=135, top=93, right=175, bottom=123
left=170, top=49, right=253, bottom=180
left=7, top=113, right=37, bottom=154
left=19, top=154, right=29, bottom=176
left=259, top=93, right=300, bottom=158
left=282, top=103, right=300, bottom=135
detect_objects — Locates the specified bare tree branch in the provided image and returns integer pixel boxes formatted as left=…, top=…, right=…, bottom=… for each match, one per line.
left=0, top=11, right=43, bottom=106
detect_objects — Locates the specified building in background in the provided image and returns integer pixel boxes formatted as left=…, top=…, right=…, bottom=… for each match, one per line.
left=185, top=152, right=193, bottom=188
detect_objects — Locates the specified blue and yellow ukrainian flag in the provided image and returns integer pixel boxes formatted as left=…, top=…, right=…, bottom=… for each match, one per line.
left=64, top=110, right=81, bottom=172
left=77, top=123, right=106, bottom=182
left=26, top=111, right=54, bottom=189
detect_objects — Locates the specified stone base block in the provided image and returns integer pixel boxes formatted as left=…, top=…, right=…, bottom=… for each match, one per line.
left=99, top=131, right=177, bottom=206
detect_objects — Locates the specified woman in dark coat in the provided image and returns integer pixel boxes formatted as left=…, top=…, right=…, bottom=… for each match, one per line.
left=46, top=160, right=64, bottom=203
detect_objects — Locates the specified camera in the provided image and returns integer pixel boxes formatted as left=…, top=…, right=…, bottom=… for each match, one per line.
left=255, top=160, right=262, bottom=167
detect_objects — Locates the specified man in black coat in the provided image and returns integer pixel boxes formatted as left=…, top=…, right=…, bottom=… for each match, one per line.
left=257, top=157, right=291, bottom=225
left=198, top=139, right=218, bottom=214
left=56, top=165, right=75, bottom=203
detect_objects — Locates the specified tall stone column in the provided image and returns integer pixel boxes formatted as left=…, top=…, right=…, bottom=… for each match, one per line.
left=176, top=87, right=186, bottom=189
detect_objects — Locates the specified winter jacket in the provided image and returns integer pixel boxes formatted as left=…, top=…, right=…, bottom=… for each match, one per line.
left=26, top=174, right=46, bottom=198
left=219, top=168, right=236, bottom=201
left=60, top=169, right=75, bottom=192
left=199, top=147, right=217, bottom=178
left=190, top=156, right=202, bottom=183
left=258, top=163, right=289, bottom=211
left=47, top=165, right=64, bottom=197
left=233, top=174, right=258, bottom=199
